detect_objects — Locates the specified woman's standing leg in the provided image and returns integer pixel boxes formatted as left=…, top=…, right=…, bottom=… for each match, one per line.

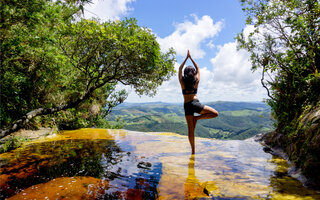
left=185, top=115, right=197, bottom=154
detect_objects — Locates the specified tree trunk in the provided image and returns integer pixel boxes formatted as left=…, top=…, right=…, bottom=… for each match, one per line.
left=0, top=106, right=61, bottom=139
left=0, top=86, right=98, bottom=139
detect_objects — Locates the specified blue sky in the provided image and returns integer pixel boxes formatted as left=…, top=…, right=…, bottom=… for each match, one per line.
left=84, top=0, right=267, bottom=103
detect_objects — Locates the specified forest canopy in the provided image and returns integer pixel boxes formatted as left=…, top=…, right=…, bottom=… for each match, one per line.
left=0, top=0, right=175, bottom=138
left=237, top=0, right=320, bottom=133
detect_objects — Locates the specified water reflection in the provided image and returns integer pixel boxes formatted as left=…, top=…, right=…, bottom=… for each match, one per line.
left=184, top=154, right=219, bottom=199
left=1, top=129, right=320, bottom=199
left=0, top=130, right=162, bottom=199
left=1, top=139, right=116, bottom=198
left=185, top=154, right=203, bottom=199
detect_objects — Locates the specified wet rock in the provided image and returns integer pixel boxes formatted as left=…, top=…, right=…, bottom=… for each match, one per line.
left=263, top=146, right=272, bottom=153
left=261, top=106, right=320, bottom=190
left=202, top=181, right=220, bottom=196
left=1, top=128, right=55, bottom=142
left=137, top=161, right=152, bottom=169
left=2, top=128, right=320, bottom=199
left=7, top=176, right=109, bottom=200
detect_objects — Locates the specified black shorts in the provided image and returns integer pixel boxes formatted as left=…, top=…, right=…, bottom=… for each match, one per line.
left=184, top=99, right=204, bottom=116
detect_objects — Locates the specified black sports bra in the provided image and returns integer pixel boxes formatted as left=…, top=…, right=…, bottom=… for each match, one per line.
left=182, top=88, right=198, bottom=95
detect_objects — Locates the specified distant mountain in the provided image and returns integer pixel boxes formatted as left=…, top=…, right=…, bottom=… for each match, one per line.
left=107, top=101, right=273, bottom=140
left=205, top=101, right=270, bottom=111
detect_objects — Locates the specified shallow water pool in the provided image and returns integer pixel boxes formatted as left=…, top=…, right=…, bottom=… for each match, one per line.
left=0, top=129, right=319, bottom=199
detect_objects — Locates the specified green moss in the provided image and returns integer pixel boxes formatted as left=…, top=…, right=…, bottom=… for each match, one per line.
left=268, top=106, right=320, bottom=188
left=0, top=136, right=30, bottom=153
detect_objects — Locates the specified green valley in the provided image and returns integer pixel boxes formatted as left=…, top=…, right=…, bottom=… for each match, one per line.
left=107, top=101, right=273, bottom=140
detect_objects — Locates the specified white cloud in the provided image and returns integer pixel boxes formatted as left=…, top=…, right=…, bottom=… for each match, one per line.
left=125, top=24, right=268, bottom=103
left=207, top=25, right=267, bottom=101
left=124, top=63, right=185, bottom=103
left=83, top=0, right=135, bottom=21
left=125, top=14, right=227, bottom=103
left=206, top=40, right=215, bottom=49
left=157, top=15, right=223, bottom=59
left=80, top=2, right=268, bottom=103
left=211, top=42, right=257, bottom=85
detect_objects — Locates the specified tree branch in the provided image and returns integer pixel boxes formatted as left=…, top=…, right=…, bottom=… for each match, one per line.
left=261, top=64, right=276, bottom=101
left=0, top=74, right=117, bottom=139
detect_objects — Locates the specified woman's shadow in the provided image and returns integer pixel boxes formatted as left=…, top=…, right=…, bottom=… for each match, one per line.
left=184, top=154, right=219, bottom=199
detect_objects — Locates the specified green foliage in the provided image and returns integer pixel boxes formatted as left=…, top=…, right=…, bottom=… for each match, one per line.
left=0, top=0, right=175, bottom=131
left=1, top=0, right=71, bottom=125
left=237, top=0, right=320, bottom=133
left=107, top=102, right=273, bottom=140
left=238, top=0, right=320, bottom=186
left=0, top=136, right=30, bottom=153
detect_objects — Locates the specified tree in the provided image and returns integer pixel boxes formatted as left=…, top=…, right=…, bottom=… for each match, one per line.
left=0, top=0, right=175, bottom=138
left=237, top=0, right=320, bottom=132
left=237, top=0, right=320, bottom=187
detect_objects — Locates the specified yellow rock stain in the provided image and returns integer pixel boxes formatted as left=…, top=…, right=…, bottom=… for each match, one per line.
left=1, top=128, right=320, bottom=199
left=8, top=176, right=109, bottom=200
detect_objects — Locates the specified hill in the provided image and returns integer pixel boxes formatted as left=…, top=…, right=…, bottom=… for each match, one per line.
left=106, top=101, right=273, bottom=140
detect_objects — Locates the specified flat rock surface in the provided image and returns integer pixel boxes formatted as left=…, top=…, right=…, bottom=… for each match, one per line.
left=1, top=128, right=319, bottom=199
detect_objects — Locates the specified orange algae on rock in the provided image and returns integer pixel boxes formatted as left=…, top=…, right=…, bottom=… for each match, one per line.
left=8, top=176, right=109, bottom=200
left=26, top=128, right=127, bottom=144
left=0, top=129, right=124, bottom=198
left=2, top=128, right=320, bottom=199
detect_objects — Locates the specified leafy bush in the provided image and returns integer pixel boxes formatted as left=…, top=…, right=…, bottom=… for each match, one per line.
left=0, top=136, right=29, bottom=153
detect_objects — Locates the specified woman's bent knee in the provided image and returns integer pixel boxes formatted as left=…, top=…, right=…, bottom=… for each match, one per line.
left=209, top=111, right=218, bottom=118
left=213, top=110, right=219, bottom=117
left=201, top=106, right=218, bottom=116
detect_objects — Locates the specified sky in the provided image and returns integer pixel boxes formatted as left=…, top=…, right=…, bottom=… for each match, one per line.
left=84, top=0, right=268, bottom=103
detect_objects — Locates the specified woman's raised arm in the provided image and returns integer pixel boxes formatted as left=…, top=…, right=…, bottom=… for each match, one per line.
left=188, top=52, right=200, bottom=81
left=178, top=52, right=189, bottom=85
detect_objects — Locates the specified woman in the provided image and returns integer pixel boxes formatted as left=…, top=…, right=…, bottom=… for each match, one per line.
left=179, top=50, right=218, bottom=154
